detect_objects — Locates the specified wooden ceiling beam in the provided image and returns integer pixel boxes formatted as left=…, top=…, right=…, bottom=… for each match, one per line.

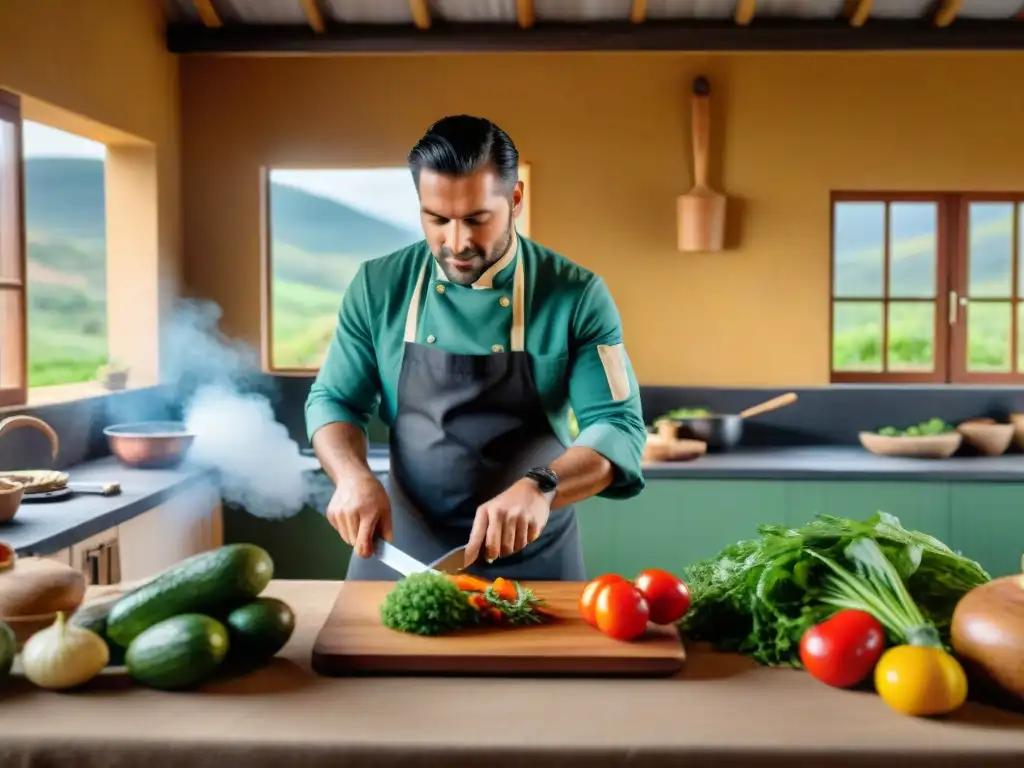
left=192, top=0, right=222, bottom=28
left=735, top=0, right=756, bottom=26
left=166, top=19, right=1024, bottom=53
left=516, top=0, right=535, bottom=29
left=410, top=0, right=431, bottom=30
left=843, top=0, right=873, bottom=28
left=630, top=0, right=648, bottom=24
left=934, top=0, right=963, bottom=28
left=299, top=0, right=325, bottom=34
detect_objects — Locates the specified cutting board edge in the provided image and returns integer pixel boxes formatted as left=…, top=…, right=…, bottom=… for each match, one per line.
left=310, top=648, right=685, bottom=678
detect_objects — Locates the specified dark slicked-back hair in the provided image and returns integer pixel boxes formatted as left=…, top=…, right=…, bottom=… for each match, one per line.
left=408, top=115, right=519, bottom=194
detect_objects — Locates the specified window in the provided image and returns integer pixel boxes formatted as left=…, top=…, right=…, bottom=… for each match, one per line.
left=830, top=192, right=1024, bottom=384
left=262, top=164, right=532, bottom=372
left=21, top=120, right=108, bottom=389
left=0, top=89, right=157, bottom=409
left=0, top=92, right=27, bottom=407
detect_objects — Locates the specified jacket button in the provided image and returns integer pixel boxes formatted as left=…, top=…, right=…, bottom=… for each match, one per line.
left=492, top=344, right=504, bottom=353
left=499, top=296, right=510, bottom=308
left=435, top=284, right=446, bottom=294
left=427, top=335, right=436, bottom=343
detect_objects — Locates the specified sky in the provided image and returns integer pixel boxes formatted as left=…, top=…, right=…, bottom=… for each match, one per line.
left=20, top=120, right=423, bottom=232
left=270, top=168, right=422, bottom=232
left=22, top=120, right=105, bottom=159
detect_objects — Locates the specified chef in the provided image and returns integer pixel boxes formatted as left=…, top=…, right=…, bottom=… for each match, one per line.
left=306, top=114, right=647, bottom=581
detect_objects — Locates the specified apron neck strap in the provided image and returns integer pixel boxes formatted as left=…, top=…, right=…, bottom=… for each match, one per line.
left=404, top=252, right=526, bottom=353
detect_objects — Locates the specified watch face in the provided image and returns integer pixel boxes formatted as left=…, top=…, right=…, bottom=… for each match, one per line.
left=528, top=467, right=557, bottom=492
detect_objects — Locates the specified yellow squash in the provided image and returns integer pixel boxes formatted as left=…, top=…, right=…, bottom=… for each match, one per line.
left=874, top=644, right=968, bottom=717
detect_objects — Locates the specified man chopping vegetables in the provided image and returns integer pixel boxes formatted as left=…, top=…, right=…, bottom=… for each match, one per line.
left=306, top=115, right=646, bottom=581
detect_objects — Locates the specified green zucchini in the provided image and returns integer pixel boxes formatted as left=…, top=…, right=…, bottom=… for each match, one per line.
left=225, top=597, right=296, bottom=666
left=106, top=544, right=273, bottom=647
left=0, top=622, right=15, bottom=684
left=71, top=594, right=130, bottom=666
left=125, top=613, right=229, bottom=690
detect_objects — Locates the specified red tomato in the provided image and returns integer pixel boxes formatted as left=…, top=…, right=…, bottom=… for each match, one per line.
left=799, top=609, right=886, bottom=689
left=595, top=581, right=650, bottom=641
left=578, top=574, right=627, bottom=627
left=634, top=569, right=691, bottom=625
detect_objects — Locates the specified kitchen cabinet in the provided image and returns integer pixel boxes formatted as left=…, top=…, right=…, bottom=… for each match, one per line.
left=118, top=479, right=222, bottom=581
left=38, top=477, right=223, bottom=587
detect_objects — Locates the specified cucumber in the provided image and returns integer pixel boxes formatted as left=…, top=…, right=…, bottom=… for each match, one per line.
left=225, top=597, right=295, bottom=665
left=125, top=613, right=229, bottom=690
left=106, top=544, right=273, bottom=647
left=71, top=595, right=129, bottom=666
left=0, top=621, right=15, bottom=684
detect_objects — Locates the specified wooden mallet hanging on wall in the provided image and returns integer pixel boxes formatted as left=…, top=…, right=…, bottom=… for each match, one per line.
left=677, top=76, right=727, bottom=253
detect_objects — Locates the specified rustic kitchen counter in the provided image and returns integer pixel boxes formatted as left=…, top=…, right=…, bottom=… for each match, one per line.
left=0, top=580, right=1022, bottom=768
left=304, top=445, right=1024, bottom=483
left=2, top=457, right=217, bottom=555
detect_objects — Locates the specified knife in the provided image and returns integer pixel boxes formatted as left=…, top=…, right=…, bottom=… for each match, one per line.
left=372, top=539, right=469, bottom=577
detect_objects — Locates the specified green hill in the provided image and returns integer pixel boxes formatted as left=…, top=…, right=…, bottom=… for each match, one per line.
left=21, top=156, right=420, bottom=383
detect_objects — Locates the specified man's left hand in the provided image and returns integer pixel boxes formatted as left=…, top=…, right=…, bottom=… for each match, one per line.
left=464, top=478, right=551, bottom=567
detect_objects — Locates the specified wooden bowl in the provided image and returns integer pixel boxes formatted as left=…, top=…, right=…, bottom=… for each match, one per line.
left=643, top=433, right=707, bottom=463
left=858, top=431, right=962, bottom=459
left=958, top=419, right=1015, bottom=456
left=0, top=480, right=23, bottom=524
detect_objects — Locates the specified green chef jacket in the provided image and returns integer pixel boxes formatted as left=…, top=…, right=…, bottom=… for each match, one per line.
left=305, top=234, right=647, bottom=500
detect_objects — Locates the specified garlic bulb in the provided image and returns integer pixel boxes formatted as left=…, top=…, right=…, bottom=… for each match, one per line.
left=21, top=611, right=109, bottom=690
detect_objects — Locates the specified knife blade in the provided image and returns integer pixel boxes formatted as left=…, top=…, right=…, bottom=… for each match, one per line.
left=372, top=539, right=436, bottom=577
left=428, top=545, right=469, bottom=575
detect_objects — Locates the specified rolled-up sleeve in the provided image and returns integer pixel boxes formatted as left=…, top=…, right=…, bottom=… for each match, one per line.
left=305, top=262, right=382, bottom=442
left=568, top=276, right=646, bottom=499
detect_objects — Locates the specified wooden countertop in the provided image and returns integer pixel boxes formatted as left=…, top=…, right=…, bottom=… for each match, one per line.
left=1, top=580, right=1023, bottom=768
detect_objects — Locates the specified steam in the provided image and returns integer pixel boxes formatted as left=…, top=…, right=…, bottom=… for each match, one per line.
left=159, top=299, right=309, bottom=519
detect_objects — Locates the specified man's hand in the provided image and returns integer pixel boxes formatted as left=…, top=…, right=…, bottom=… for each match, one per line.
left=327, top=473, right=393, bottom=559
left=464, top=478, right=551, bottom=567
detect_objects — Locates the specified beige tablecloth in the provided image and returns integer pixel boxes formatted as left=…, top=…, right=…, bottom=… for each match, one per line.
left=0, top=580, right=1022, bottom=768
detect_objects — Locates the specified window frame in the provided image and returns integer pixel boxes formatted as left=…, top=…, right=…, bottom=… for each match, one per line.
left=948, top=192, right=1024, bottom=385
left=0, top=90, right=27, bottom=408
left=830, top=190, right=1024, bottom=385
left=829, top=190, right=954, bottom=385
left=260, top=162, right=533, bottom=375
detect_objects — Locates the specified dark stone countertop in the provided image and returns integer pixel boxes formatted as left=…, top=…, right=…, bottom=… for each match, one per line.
left=642, top=445, right=1024, bottom=482
left=1, top=457, right=216, bottom=556
left=303, top=445, right=1024, bottom=484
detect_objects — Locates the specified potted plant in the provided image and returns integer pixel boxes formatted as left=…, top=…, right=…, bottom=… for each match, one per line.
left=97, top=360, right=130, bottom=391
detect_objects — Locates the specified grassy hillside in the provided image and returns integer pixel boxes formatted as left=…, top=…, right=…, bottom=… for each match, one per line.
left=21, top=157, right=420, bottom=384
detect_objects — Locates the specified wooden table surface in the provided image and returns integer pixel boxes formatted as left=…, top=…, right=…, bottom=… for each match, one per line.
left=0, top=579, right=1023, bottom=768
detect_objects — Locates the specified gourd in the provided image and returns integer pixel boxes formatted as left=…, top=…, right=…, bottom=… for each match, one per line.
left=950, top=554, right=1024, bottom=702
left=21, top=611, right=109, bottom=690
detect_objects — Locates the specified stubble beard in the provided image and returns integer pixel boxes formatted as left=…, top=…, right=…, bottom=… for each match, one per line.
left=437, top=208, right=515, bottom=286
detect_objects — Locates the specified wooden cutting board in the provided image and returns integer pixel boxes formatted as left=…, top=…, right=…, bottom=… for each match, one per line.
left=311, top=581, right=686, bottom=677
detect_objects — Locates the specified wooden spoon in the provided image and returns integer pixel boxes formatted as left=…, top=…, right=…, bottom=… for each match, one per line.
left=739, top=392, right=798, bottom=420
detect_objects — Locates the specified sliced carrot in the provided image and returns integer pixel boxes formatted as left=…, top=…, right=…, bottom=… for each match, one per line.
left=491, top=577, right=517, bottom=601
left=451, top=574, right=490, bottom=592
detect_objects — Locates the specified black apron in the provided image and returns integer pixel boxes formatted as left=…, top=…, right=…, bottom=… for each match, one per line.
left=345, top=252, right=585, bottom=582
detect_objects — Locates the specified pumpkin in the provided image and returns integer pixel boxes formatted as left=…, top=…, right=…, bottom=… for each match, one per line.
left=950, top=556, right=1024, bottom=702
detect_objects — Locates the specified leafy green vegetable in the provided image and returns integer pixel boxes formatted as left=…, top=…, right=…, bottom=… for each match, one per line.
left=678, top=512, right=989, bottom=667
left=379, top=572, right=473, bottom=636
left=877, top=418, right=952, bottom=437
left=662, top=407, right=713, bottom=419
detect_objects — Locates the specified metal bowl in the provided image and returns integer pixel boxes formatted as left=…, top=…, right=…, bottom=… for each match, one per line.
left=103, top=421, right=195, bottom=469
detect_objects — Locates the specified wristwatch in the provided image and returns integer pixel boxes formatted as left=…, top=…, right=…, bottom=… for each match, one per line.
left=525, top=467, right=558, bottom=501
